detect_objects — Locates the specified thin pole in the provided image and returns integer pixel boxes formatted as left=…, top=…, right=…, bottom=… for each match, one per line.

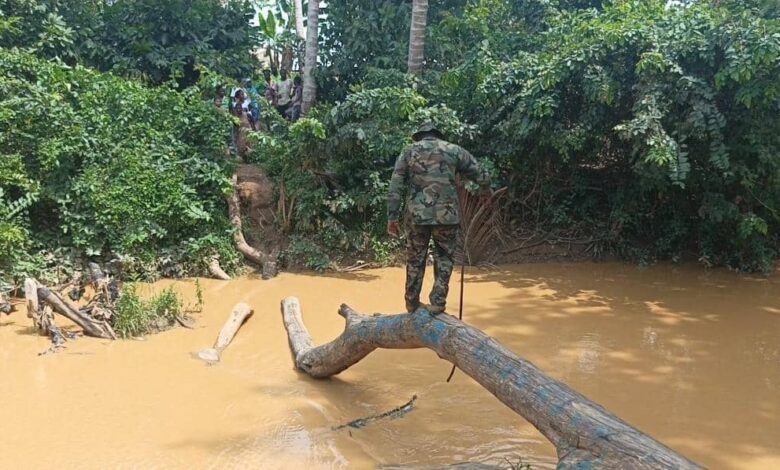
left=445, top=259, right=465, bottom=382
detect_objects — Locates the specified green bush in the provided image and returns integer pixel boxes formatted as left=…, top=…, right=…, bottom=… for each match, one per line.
left=257, top=86, right=470, bottom=264
left=114, top=284, right=183, bottom=338
left=0, top=0, right=259, bottom=86
left=0, top=49, right=240, bottom=285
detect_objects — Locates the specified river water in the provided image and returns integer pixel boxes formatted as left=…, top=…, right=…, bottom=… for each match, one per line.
left=1, top=264, right=779, bottom=469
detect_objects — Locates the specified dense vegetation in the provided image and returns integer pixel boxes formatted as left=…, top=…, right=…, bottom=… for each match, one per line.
left=2, top=0, right=780, bottom=290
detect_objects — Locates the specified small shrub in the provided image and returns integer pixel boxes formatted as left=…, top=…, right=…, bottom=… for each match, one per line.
left=114, top=284, right=183, bottom=338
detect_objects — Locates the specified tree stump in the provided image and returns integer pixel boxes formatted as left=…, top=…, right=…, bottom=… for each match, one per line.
left=280, top=297, right=703, bottom=470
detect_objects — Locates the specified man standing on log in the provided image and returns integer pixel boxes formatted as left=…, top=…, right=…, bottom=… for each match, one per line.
left=387, top=122, right=491, bottom=314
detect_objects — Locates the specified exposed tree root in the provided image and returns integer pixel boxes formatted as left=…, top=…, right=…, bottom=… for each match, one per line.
left=227, top=174, right=278, bottom=279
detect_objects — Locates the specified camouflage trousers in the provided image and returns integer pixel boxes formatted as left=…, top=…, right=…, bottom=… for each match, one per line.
left=405, top=224, right=459, bottom=313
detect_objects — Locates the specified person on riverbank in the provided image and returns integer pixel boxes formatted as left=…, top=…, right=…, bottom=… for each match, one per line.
left=263, top=69, right=277, bottom=110
left=214, top=85, right=226, bottom=110
left=242, top=78, right=260, bottom=130
left=287, top=76, right=303, bottom=121
left=387, top=122, right=491, bottom=314
left=274, top=68, right=293, bottom=118
left=231, top=89, right=250, bottom=159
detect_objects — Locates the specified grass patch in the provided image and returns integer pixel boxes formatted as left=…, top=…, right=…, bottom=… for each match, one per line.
left=114, top=284, right=184, bottom=338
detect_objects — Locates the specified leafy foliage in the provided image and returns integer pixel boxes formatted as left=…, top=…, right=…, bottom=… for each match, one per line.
left=0, top=49, right=240, bottom=285
left=114, top=284, right=184, bottom=338
left=253, top=86, right=463, bottom=265
left=0, top=0, right=259, bottom=86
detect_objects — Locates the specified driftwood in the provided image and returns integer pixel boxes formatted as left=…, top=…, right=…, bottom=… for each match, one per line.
left=24, top=278, right=68, bottom=351
left=37, top=287, right=115, bottom=339
left=281, top=298, right=702, bottom=470
left=24, top=278, right=42, bottom=327
left=196, top=302, right=253, bottom=363
left=227, top=174, right=277, bottom=279
left=207, top=257, right=231, bottom=280
left=334, top=394, right=417, bottom=430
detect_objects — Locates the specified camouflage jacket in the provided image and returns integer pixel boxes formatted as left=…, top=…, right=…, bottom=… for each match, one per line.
left=387, top=136, right=490, bottom=225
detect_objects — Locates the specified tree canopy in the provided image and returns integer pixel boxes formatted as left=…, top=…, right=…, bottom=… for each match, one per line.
left=2, top=0, right=780, bottom=287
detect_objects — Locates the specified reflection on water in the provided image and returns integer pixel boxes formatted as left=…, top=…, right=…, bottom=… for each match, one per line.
left=1, top=263, right=779, bottom=469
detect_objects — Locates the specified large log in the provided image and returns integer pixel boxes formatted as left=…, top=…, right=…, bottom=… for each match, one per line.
left=37, top=287, right=115, bottom=339
left=280, top=298, right=702, bottom=470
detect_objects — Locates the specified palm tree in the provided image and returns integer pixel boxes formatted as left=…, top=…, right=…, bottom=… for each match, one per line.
left=302, top=0, right=319, bottom=113
left=293, top=0, right=305, bottom=39
left=407, top=0, right=429, bottom=74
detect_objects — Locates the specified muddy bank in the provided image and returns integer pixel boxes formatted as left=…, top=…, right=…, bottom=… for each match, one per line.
left=1, top=264, right=779, bottom=469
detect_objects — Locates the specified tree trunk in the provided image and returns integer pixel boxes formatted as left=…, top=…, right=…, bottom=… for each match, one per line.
left=302, top=0, right=319, bottom=114
left=281, top=46, right=294, bottom=74
left=37, top=287, right=115, bottom=339
left=407, top=0, right=429, bottom=75
left=293, top=0, right=306, bottom=39
left=226, top=174, right=278, bottom=279
left=280, top=298, right=703, bottom=470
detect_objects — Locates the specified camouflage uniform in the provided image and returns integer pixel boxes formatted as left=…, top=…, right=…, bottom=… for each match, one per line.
left=387, top=123, right=490, bottom=313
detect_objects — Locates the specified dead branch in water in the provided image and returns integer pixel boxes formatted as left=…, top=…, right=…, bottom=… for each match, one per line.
left=334, top=395, right=417, bottom=430
left=37, top=287, right=115, bottom=339
left=280, top=297, right=703, bottom=470
left=195, top=303, right=253, bottom=364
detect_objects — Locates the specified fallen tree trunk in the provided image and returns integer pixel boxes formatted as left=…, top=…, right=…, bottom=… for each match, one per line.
left=227, top=174, right=277, bottom=279
left=38, top=287, right=115, bottom=339
left=281, top=298, right=702, bottom=470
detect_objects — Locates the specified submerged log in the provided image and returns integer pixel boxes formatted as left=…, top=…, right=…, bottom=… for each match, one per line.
left=280, top=298, right=702, bottom=470
left=37, top=287, right=115, bottom=339
left=227, top=174, right=277, bottom=279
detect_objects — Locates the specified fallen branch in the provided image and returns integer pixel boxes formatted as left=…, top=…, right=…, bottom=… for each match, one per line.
left=195, top=302, right=253, bottom=364
left=227, top=174, right=277, bottom=279
left=334, top=394, right=417, bottom=430
left=38, top=287, right=115, bottom=339
left=37, top=305, right=69, bottom=355
left=280, top=298, right=702, bottom=469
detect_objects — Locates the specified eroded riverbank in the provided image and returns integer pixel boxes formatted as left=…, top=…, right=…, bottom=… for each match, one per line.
left=1, top=264, right=779, bottom=469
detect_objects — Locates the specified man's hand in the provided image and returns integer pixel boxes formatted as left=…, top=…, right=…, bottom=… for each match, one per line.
left=387, top=221, right=400, bottom=238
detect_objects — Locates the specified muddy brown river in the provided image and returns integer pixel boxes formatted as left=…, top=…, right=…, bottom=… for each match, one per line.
left=1, top=264, right=779, bottom=469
